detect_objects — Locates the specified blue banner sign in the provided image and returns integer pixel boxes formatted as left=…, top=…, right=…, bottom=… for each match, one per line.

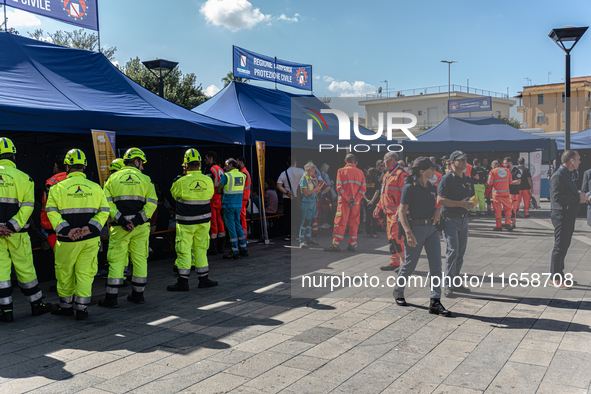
left=448, top=96, right=492, bottom=114
left=5, top=0, right=99, bottom=31
left=233, top=45, right=312, bottom=91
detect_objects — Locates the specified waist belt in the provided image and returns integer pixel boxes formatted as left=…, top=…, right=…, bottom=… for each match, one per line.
left=409, top=218, right=431, bottom=227
left=446, top=212, right=468, bottom=218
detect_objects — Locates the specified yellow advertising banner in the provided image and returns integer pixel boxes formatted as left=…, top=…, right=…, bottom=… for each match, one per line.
left=91, top=130, right=116, bottom=186
left=255, top=141, right=266, bottom=208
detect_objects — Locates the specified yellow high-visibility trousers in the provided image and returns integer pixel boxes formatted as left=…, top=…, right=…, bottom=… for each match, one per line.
left=106, top=223, right=150, bottom=294
left=175, top=222, right=210, bottom=278
left=0, top=233, right=42, bottom=307
left=54, top=237, right=100, bottom=310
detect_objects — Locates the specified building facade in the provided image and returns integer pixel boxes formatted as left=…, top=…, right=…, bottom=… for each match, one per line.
left=359, top=87, right=515, bottom=138
left=518, top=76, right=591, bottom=133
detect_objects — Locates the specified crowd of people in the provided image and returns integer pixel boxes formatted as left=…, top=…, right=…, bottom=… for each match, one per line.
left=279, top=149, right=581, bottom=317
left=0, top=139, right=257, bottom=322
left=1, top=135, right=585, bottom=323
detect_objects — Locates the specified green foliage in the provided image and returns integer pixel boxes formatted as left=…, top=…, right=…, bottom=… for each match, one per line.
left=221, top=71, right=250, bottom=87
left=120, top=57, right=208, bottom=109
left=497, top=114, right=521, bottom=129
left=28, top=29, right=116, bottom=60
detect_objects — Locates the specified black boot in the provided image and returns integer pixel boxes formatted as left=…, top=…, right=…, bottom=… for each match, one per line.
left=217, top=236, right=225, bottom=254
left=198, top=275, right=218, bottom=288
left=98, top=293, right=119, bottom=308
left=127, top=290, right=145, bottom=304
left=207, top=239, right=218, bottom=256
left=429, top=298, right=452, bottom=317
left=0, top=305, right=13, bottom=323
left=51, top=304, right=74, bottom=316
left=239, top=249, right=249, bottom=257
left=31, top=301, right=52, bottom=316
left=393, top=290, right=406, bottom=306
left=167, top=277, right=189, bottom=292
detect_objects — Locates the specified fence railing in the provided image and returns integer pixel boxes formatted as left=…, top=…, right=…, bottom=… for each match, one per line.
left=365, top=84, right=509, bottom=100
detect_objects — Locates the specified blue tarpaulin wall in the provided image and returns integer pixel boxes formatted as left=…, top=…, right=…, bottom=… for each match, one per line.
left=402, top=116, right=551, bottom=152
left=194, top=81, right=389, bottom=148
left=0, top=32, right=245, bottom=145
left=556, top=128, right=591, bottom=150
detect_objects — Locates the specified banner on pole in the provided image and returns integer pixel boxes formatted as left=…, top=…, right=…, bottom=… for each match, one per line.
left=91, top=129, right=116, bottom=186
left=448, top=96, right=492, bottom=114
left=256, top=141, right=266, bottom=209
left=233, top=46, right=312, bottom=91
left=6, top=0, right=99, bottom=31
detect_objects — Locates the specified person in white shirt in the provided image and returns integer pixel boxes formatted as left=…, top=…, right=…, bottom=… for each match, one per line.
left=277, top=156, right=305, bottom=241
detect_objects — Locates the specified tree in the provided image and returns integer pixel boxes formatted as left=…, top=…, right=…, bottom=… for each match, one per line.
left=28, top=29, right=116, bottom=61
left=497, top=114, right=521, bottom=129
left=120, top=57, right=208, bottom=109
left=221, top=71, right=250, bottom=87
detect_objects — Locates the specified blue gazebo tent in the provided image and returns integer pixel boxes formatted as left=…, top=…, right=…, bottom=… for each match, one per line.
left=402, top=116, right=551, bottom=152
left=0, top=32, right=245, bottom=145
left=194, top=81, right=389, bottom=148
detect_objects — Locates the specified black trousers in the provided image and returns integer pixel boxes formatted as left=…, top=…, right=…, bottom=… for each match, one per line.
left=550, top=210, right=577, bottom=278
left=365, top=204, right=378, bottom=235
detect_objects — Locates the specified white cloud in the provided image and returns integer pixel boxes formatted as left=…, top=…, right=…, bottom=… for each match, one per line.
left=313, top=75, right=320, bottom=80
left=327, top=80, right=376, bottom=97
left=204, top=84, right=221, bottom=97
left=6, top=9, right=41, bottom=27
left=323, top=76, right=334, bottom=83
left=277, top=13, right=299, bottom=22
left=200, top=0, right=271, bottom=31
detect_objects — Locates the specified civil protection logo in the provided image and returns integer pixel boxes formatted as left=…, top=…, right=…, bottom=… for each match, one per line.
left=0, top=175, right=5, bottom=183
left=126, top=175, right=134, bottom=182
left=62, top=0, right=89, bottom=20
left=240, top=55, right=247, bottom=68
left=297, top=68, right=308, bottom=86
left=497, top=168, right=508, bottom=178
left=450, top=102, right=458, bottom=111
left=194, top=181, right=202, bottom=189
left=305, top=108, right=328, bottom=131
left=75, top=186, right=83, bottom=193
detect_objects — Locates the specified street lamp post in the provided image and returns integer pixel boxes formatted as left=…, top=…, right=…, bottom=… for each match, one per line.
left=441, top=60, right=457, bottom=116
left=549, top=26, right=588, bottom=150
left=142, top=59, right=179, bottom=98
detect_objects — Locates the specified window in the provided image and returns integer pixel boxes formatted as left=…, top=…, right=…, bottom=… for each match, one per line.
left=538, top=94, right=544, bottom=105
left=536, top=112, right=545, bottom=123
left=587, top=111, right=591, bottom=120
left=562, top=92, right=565, bottom=103
left=562, top=110, right=565, bottom=122
left=588, top=91, right=591, bottom=101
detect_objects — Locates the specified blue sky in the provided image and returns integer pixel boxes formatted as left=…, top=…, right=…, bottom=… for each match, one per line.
left=4, top=0, right=591, bottom=102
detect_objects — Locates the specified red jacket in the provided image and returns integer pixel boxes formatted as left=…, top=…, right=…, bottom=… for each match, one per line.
left=378, top=165, right=407, bottom=214
left=208, top=164, right=224, bottom=201
left=240, top=167, right=251, bottom=201
left=336, top=163, right=366, bottom=205
left=41, top=171, right=68, bottom=230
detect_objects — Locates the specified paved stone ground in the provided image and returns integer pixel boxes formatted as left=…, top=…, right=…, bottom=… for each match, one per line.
left=2, top=202, right=591, bottom=393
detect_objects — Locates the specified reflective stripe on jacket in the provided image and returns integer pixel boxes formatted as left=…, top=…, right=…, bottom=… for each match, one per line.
left=221, top=169, right=246, bottom=207
left=378, top=166, right=407, bottom=214
left=171, top=170, right=214, bottom=225
left=45, top=172, right=109, bottom=242
left=208, top=164, right=224, bottom=201
left=104, top=166, right=157, bottom=227
left=0, top=159, right=34, bottom=233
left=488, top=166, right=512, bottom=197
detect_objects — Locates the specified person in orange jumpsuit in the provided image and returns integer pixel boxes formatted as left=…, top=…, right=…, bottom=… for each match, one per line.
left=41, top=154, right=68, bottom=249
left=374, top=152, right=408, bottom=271
left=504, top=157, right=522, bottom=229
left=237, top=157, right=251, bottom=239
left=204, top=152, right=226, bottom=254
left=325, top=154, right=366, bottom=252
left=488, top=160, right=513, bottom=231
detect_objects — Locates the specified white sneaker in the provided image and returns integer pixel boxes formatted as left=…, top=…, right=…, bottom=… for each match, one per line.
left=320, top=224, right=331, bottom=229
